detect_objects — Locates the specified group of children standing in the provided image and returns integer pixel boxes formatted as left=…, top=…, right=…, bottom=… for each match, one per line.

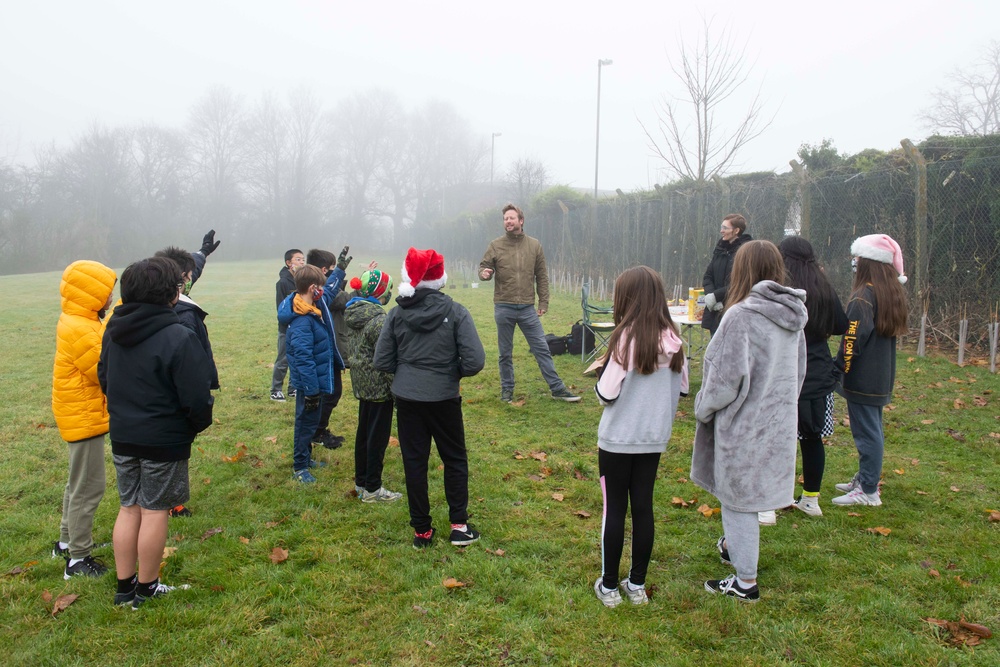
left=50, top=224, right=907, bottom=609
left=593, top=231, right=908, bottom=607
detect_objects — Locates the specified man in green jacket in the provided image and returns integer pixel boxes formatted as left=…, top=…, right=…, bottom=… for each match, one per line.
left=479, top=203, right=581, bottom=404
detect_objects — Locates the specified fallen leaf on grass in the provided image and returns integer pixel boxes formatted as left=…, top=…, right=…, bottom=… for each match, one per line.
left=527, top=475, right=544, bottom=482
left=946, top=429, right=966, bottom=442
left=389, top=436, right=399, bottom=448
left=671, top=497, right=690, bottom=508
left=988, top=511, right=1000, bottom=522
left=916, top=490, right=929, bottom=495
left=51, top=594, right=78, bottom=617
left=221, top=443, right=247, bottom=463
left=41, top=590, right=52, bottom=602
left=929, top=569, right=940, bottom=578
left=677, top=477, right=688, bottom=483
left=893, top=469, right=905, bottom=475
left=949, top=377, right=966, bottom=384
left=920, top=419, right=935, bottom=425
left=884, top=404, right=896, bottom=411
left=425, top=640, right=435, bottom=647
left=954, top=575, right=971, bottom=588
left=239, top=536, right=250, bottom=545
left=200, top=527, right=224, bottom=541
left=512, top=451, right=525, bottom=460
left=696, top=504, right=720, bottom=518
left=575, top=510, right=591, bottom=518
left=4, top=561, right=38, bottom=578
left=203, top=478, right=211, bottom=485
left=530, top=451, right=547, bottom=462
left=574, top=469, right=588, bottom=481
left=264, top=517, right=288, bottom=529
left=925, top=617, right=993, bottom=647
left=412, top=605, right=428, bottom=615
left=866, top=526, right=891, bottom=536
left=511, top=399, right=526, bottom=407
left=270, top=547, right=289, bottom=564
left=540, top=466, right=552, bottom=477
left=950, top=486, right=960, bottom=492
left=847, top=512, right=861, bottom=517
left=442, top=577, right=466, bottom=588
left=552, top=493, right=564, bottom=502
left=264, top=436, right=277, bottom=444
left=162, top=546, right=177, bottom=559
left=953, top=399, right=966, bottom=409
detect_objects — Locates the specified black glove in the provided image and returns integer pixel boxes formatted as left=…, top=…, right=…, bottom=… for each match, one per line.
left=304, top=394, right=321, bottom=412
left=201, top=230, right=221, bottom=256
left=337, top=245, right=352, bottom=271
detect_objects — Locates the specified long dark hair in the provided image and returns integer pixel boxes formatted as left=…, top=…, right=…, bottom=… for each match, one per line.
left=603, top=266, right=684, bottom=374
left=779, top=236, right=839, bottom=339
left=852, top=259, right=909, bottom=337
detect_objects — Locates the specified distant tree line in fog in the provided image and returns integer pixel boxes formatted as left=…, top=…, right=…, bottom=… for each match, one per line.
left=0, top=85, right=556, bottom=274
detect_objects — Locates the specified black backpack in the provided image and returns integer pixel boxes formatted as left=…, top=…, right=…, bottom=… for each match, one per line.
left=566, top=320, right=595, bottom=356
left=545, top=333, right=568, bottom=355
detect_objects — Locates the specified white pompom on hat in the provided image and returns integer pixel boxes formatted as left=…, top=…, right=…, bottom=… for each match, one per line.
left=398, top=247, right=447, bottom=297
left=851, top=234, right=907, bottom=284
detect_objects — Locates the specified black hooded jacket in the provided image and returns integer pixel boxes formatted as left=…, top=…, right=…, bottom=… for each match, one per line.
left=99, top=302, right=214, bottom=461
left=701, top=232, right=753, bottom=333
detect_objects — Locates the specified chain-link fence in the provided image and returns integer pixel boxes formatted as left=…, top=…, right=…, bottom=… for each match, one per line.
left=437, top=139, right=1000, bottom=356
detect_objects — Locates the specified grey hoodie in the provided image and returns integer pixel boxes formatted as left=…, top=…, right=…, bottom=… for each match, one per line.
left=373, top=289, right=485, bottom=402
left=690, top=280, right=807, bottom=513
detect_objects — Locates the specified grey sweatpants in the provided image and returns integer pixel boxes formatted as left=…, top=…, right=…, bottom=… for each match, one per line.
left=721, top=505, right=759, bottom=581
left=59, top=434, right=107, bottom=559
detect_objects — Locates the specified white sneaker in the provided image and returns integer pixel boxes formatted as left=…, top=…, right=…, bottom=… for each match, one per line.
left=834, top=473, right=860, bottom=493
left=619, top=578, right=649, bottom=605
left=793, top=495, right=823, bottom=517
left=831, top=486, right=882, bottom=506
left=757, top=510, right=777, bottom=525
left=361, top=487, right=403, bottom=503
left=594, top=577, right=622, bottom=608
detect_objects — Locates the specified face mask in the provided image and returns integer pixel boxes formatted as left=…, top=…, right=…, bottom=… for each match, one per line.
left=182, top=279, right=193, bottom=296
left=851, top=258, right=858, bottom=273
left=312, top=286, right=324, bottom=301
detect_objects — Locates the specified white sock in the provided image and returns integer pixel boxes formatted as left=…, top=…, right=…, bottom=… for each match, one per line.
left=68, top=558, right=84, bottom=567
left=58, top=541, right=69, bottom=550
left=738, top=578, right=756, bottom=589
left=626, top=580, right=644, bottom=591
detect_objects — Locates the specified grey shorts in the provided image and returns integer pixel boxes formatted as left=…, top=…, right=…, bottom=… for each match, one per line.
left=113, top=455, right=189, bottom=511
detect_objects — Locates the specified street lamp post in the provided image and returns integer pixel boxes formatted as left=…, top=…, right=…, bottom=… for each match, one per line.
left=490, top=131, right=502, bottom=194
left=594, top=58, right=613, bottom=204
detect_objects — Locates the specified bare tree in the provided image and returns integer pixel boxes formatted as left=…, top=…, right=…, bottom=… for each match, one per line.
left=187, top=85, right=247, bottom=238
left=640, top=18, right=771, bottom=184
left=504, top=157, right=549, bottom=204
left=921, top=40, right=1000, bottom=136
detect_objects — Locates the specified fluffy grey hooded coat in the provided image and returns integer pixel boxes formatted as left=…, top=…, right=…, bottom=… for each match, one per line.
left=691, top=280, right=808, bottom=512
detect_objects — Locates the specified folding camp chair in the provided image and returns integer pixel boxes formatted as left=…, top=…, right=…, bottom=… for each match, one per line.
left=581, top=281, right=615, bottom=363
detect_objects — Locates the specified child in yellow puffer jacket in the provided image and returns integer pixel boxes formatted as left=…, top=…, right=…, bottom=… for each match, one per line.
left=51, top=260, right=117, bottom=579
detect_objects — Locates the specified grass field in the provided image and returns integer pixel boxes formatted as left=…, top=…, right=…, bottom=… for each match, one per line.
left=1, top=257, right=998, bottom=666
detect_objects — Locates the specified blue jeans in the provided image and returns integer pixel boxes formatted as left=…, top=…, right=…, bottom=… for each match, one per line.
left=846, top=401, right=884, bottom=494
left=293, top=392, right=322, bottom=472
left=494, top=304, right=565, bottom=393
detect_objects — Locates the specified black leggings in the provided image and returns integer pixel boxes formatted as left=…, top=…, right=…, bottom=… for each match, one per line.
left=598, top=449, right=661, bottom=589
left=798, top=396, right=826, bottom=493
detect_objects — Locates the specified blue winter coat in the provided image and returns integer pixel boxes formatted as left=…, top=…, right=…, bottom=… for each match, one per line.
left=277, top=267, right=346, bottom=396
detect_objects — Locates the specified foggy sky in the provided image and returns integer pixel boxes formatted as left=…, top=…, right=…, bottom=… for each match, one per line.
left=3, top=0, right=999, bottom=192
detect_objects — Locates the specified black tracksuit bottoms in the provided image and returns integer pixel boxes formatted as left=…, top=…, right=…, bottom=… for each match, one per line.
left=395, top=396, right=469, bottom=533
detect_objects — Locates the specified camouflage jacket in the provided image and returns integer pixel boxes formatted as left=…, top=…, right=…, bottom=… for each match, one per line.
left=345, top=299, right=393, bottom=402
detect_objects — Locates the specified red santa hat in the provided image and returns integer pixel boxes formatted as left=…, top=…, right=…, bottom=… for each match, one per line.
left=398, top=247, right=447, bottom=297
left=851, top=234, right=907, bottom=284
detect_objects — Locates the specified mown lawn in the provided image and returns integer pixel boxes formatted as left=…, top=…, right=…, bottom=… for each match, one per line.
left=1, top=257, right=998, bottom=666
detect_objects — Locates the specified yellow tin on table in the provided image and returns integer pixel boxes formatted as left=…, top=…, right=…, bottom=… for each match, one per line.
left=688, top=288, right=705, bottom=322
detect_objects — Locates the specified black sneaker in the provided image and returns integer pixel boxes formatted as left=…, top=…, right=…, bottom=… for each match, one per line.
left=717, top=536, right=732, bottom=566
left=551, top=387, right=581, bottom=402
left=114, top=589, right=136, bottom=606
left=322, top=433, right=345, bottom=450
left=705, top=574, right=759, bottom=602
left=51, top=541, right=69, bottom=559
left=449, top=524, right=480, bottom=546
left=169, top=505, right=192, bottom=517
left=413, top=528, right=435, bottom=549
left=64, top=555, right=110, bottom=580
left=132, top=582, right=181, bottom=609
left=270, top=390, right=286, bottom=402
left=287, top=389, right=297, bottom=399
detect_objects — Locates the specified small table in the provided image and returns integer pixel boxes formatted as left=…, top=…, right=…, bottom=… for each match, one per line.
left=669, top=306, right=708, bottom=360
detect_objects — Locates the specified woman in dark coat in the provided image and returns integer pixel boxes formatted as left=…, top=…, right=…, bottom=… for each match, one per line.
left=701, top=214, right=752, bottom=335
